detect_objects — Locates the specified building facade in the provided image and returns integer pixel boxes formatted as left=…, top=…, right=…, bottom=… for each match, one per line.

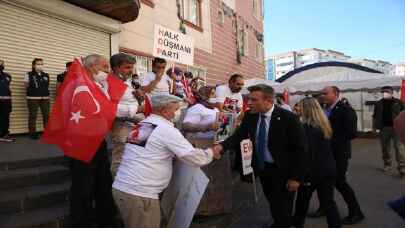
left=271, top=48, right=351, bottom=80
left=266, top=58, right=275, bottom=80
left=0, top=0, right=140, bottom=134
left=120, top=0, right=266, bottom=85
left=348, top=59, right=394, bottom=75
left=394, top=62, right=405, bottom=76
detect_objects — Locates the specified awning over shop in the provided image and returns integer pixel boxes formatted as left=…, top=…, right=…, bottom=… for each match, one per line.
left=64, top=0, right=141, bottom=23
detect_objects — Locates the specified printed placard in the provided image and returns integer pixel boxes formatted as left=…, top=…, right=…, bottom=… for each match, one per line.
left=153, top=24, right=194, bottom=65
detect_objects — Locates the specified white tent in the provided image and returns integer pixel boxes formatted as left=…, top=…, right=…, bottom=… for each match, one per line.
left=243, top=73, right=404, bottom=132
left=242, top=78, right=281, bottom=94
left=288, top=74, right=404, bottom=93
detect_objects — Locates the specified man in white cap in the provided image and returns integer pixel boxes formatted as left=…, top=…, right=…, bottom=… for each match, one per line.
left=112, top=94, right=222, bottom=228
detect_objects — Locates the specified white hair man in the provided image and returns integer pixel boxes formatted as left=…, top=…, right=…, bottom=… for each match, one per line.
left=112, top=94, right=221, bottom=228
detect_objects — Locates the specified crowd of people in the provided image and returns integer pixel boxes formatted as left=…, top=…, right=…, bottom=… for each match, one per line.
left=1, top=53, right=405, bottom=228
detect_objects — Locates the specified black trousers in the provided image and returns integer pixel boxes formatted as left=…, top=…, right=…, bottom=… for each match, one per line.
left=0, top=99, right=11, bottom=137
left=293, top=177, right=341, bottom=228
left=335, top=156, right=363, bottom=216
left=259, top=164, right=295, bottom=228
left=69, top=141, right=116, bottom=228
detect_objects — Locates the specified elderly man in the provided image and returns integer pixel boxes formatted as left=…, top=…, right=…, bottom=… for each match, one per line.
left=109, top=53, right=144, bottom=178
left=69, top=54, right=116, bottom=228
left=112, top=94, right=221, bottom=228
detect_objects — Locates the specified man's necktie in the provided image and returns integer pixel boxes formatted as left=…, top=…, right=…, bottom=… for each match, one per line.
left=256, top=114, right=267, bottom=170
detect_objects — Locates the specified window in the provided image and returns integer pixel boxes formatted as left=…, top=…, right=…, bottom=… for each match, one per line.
left=180, top=0, right=202, bottom=31
left=238, top=28, right=248, bottom=56
left=187, top=65, right=207, bottom=83
left=134, top=55, right=153, bottom=75
left=252, top=0, right=262, bottom=19
left=255, top=42, right=264, bottom=62
left=218, top=9, right=225, bottom=25
left=276, top=62, right=293, bottom=67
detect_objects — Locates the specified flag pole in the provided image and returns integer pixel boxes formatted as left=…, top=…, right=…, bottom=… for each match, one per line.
left=252, top=170, right=258, bottom=204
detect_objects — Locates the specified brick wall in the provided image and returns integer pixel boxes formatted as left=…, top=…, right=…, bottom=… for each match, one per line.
left=194, top=0, right=265, bottom=85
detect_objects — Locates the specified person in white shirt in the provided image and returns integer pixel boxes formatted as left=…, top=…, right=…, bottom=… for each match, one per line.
left=215, top=74, right=244, bottom=113
left=140, top=57, right=172, bottom=96
left=109, top=53, right=145, bottom=178
left=183, top=86, right=219, bottom=139
left=112, top=94, right=222, bottom=228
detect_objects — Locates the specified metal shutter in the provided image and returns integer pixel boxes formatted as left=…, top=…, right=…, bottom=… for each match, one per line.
left=0, top=2, right=111, bottom=134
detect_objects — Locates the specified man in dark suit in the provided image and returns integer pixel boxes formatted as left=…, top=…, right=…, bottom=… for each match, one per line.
left=214, top=84, right=308, bottom=228
left=322, top=86, right=365, bottom=225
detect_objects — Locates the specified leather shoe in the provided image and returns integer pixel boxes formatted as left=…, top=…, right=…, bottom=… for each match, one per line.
left=307, top=208, right=326, bottom=218
left=341, top=213, right=365, bottom=225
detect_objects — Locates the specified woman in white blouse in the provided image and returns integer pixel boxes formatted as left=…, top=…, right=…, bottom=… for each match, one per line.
left=182, top=86, right=219, bottom=140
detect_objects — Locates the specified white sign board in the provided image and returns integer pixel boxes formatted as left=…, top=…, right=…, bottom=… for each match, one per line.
left=240, top=139, right=253, bottom=175
left=161, top=161, right=209, bottom=228
left=153, top=24, right=195, bottom=66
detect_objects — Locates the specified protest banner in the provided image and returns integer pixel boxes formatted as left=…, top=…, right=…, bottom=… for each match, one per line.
left=240, top=139, right=258, bottom=203
left=240, top=139, right=253, bottom=175
left=153, top=24, right=194, bottom=65
left=161, top=161, right=209, bottom=228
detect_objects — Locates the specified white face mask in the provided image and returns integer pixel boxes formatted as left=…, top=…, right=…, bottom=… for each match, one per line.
left=35, top=65, right=43, bottom=72
left=94, top=71, right=108, bottom=82
left=208, top=98, right=217, bottom=103
left=382, top=92, right=393, bottom=99
left=172, top=109, right=182, bottom=123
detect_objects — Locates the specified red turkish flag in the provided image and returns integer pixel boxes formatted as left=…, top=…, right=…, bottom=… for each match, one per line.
left=400, top=79, right=405, bottom=102
left=41, top=59, right=127, bottom=162
left=144, top=94, right=153, bottom=117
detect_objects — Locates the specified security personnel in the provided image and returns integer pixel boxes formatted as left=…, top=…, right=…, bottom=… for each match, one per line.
left=0, top=60, right=14, bottom=142
left=24, top=58, right=50, bottom=139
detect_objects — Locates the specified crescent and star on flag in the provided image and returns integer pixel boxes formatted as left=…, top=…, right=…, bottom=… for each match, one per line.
left=70, top=85, right=102, bottom=124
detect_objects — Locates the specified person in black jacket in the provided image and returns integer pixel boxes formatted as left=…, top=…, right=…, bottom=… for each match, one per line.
left=292, top=97, right=341, bottom=228
left=372, top=86, right=405, bottom=176
left=321, top=86, right=364, bottom=225
left=24, top=58, right=50, bottom=139
left=56, top=61, right=72, bottom=94
left=213, top=84, right=308, bottom=228
left=0, top=60, right=14, bottom=142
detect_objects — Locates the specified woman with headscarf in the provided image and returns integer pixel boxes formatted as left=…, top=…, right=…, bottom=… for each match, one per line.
left=182, top=86, right=233, bottom=216
left=182, top=86, right=219, bottom=139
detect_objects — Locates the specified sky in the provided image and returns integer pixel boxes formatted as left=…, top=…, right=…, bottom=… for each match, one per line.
left=264, top=0, right=405, bottom=63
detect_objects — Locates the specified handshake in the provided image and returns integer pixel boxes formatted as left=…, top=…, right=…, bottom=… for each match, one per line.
left=210, top=144, right=224, bottom=160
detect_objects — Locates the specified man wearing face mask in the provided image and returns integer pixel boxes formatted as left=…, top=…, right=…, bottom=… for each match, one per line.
left=109, top=53, right=144, bottom=178
left=373, top=86, right=405, bottom=176
left=0, top=60, right=14, bottom=142
left=112, top=94, right=222, bottom=228
left=215, top=74, right=245, bottom=113
left=68, top=54, right=117, bottom=228
left=24, top=58, right=50, bottom=139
